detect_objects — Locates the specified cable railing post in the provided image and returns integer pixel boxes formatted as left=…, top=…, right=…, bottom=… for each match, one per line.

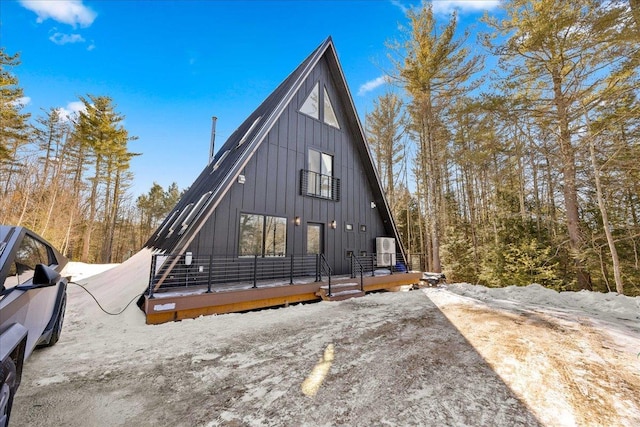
left=148, top=254, right=156, bottom=299
left=350, top=255, right=355, bottom=279
left=206, top=254, right=213, bottom=293
left=290, top=254, right=294, bottom=285
left=316, top=254, right=321, bottom=282
left=352, top=255, right=364, bottom=292
left=252, top=254, right=258, bottom=288
left=371, top=254, right=375, bottom=277
left=322, top=255, right=332, bottom=297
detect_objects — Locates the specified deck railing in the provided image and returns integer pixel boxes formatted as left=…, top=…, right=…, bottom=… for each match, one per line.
left=148, top=253, right=318, bottom=298
left=350, top=255, right=365, bottom=291
left=148, top=251, right=416, bottom=299
left=348, top=253, right=409, bottom=279
left=318, top=254, right=333, bottom=296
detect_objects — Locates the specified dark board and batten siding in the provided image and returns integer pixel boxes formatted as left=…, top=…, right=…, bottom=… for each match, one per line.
left=187, top=56, right=386, bottom=275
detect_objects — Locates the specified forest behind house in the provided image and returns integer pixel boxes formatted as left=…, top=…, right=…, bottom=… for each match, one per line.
left=1, top=1, right=638, bottom=296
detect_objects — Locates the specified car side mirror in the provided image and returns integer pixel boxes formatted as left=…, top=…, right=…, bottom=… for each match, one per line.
left=32, top=264, right=62, bottom=287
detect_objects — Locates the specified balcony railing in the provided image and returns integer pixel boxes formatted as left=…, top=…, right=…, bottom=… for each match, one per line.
left=300, top=169, right=340, bottom=201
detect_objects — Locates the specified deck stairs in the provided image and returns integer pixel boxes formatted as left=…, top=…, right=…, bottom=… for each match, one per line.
left=316, top=282, right=365, bottom=301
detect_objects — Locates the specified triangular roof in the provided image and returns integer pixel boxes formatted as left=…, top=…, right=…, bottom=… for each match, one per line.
left=146, top=37, right=406, bottom=263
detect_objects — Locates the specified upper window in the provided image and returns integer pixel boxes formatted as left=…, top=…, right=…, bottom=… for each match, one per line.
left=323, top=87, right=340, bottom=129
left=239, top=213, right=287, bottom=257
left=306, top=149, right=334, bottom=199
left=299, top=82, right=340, bottom=129
left=299, top=82, right=320, bottom=120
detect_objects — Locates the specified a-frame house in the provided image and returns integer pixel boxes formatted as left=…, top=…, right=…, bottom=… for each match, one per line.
left=142, top=37, right=420, bottom=324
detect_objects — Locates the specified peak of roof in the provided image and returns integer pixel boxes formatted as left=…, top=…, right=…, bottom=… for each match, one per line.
left=145, top=36, right=404, bottom=261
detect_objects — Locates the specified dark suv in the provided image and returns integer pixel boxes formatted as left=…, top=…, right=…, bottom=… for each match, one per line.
left=0, top=226, right=68, bottom=427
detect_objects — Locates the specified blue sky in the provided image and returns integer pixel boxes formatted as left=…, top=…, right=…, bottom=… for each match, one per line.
left=3, top=0, right=500, bottom=198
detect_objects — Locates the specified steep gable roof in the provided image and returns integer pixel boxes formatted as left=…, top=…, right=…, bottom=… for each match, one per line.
left=146, top=37, right=406, bottom=262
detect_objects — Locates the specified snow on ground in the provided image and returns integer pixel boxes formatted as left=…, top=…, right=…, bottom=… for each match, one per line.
left=11, top=256, right=640, bottom=427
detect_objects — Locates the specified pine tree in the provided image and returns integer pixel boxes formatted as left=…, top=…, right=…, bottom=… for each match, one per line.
left=388, top=3, right=482, bottom=272
left=0, top=49, right=31, bottom=205
left=366, top=92, right=405, bottom=216
left=73, top=95, right=136, bottom=262
left=482, top=0, right=635, bottom=290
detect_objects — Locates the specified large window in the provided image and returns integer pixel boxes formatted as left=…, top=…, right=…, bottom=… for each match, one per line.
left=239, top=213, right=287, bottom=257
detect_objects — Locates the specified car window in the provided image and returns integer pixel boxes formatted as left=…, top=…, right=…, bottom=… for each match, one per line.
left=4, top=235, right=52, bottom=288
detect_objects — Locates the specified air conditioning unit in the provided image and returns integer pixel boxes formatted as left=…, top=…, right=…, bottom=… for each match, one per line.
left=376, top=237, right=396, bottom=267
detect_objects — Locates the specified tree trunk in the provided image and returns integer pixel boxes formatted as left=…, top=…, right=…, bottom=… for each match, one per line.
left=82, top=155, right=102, bottom=262
left=585, top=113, right=624, bottom=294
left=552, top=70, right=590, bottom=290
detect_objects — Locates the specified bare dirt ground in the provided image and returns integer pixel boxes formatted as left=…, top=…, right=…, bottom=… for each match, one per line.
left=11, top=285, right=640, bottom=426
left=427, top=289, right=640, bottom=427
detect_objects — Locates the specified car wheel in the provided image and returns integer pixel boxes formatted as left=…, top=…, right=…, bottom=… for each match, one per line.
left=0, top=357, right=17, bottom=427
left=45, top=292, right=67, bottom=347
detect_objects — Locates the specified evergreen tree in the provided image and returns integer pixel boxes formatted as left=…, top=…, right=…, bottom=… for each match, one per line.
left=389, top=3, right=482, bottom=273
left=366, top=92, right=405, bottom=216
left=73, top=95, right=136, bottom=262
left=0, top=49, right=31, bottom=203
left=482, top=0, right=634, bottom=290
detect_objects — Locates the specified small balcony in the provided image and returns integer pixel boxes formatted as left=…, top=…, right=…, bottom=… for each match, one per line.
left=300, top=169, right=340, bottom=202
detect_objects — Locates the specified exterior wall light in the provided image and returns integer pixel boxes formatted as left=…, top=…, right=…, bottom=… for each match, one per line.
left=295, top=216, right=301, bottom=226
left=330, top=220, right=337, bottom=229
left=185, top=251, right=193, bottom=266
left=371, top=201, right=376, bottom=209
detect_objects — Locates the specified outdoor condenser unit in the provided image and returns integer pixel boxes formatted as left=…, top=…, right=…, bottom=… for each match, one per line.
left=376, top=237, right=396, bottom=267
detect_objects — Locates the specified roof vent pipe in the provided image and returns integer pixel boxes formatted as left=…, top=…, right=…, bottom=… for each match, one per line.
left=208, top=116, right=218, bottom=165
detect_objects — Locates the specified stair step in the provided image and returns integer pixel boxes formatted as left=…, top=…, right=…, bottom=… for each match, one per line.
left=319, top=282, right=361, bottom=291
left=326, top=289, right=366, bottom=301
left=316, top=281, right=366, bottom=301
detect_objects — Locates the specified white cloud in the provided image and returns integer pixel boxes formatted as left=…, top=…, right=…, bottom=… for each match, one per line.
left=11, top=96, right=31, bottom=108
left=19, top=0, right=97, bottom=28
left=431, top=0, right=500, bottom=15
left=390, top=0, right=409, bottom=14
left=358, top=76, right=388, bottom=96
left=57, top=101, right=86, bottom=121
left=49, top=32, right=85, bottom=45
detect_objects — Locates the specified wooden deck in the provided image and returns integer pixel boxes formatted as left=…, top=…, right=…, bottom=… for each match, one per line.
left=143, top=272, right=422, bottom=324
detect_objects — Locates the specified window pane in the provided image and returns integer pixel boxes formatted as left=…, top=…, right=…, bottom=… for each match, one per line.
left=308, top=149, right=321, bottom=173
left=264, top=216, right=286, bottom=257
left=12, top=235, right=50, bottom=285
left=239, top=214, right=264, bottom=256
left=308, top=150, right=320, bottom=196
left=321, top=153, right=333, bottom=198
left=300, top=82, right=319, bottom=119
left=323, top=87, right=340, bottom=128
left=321, top=152, right=332, bottom=176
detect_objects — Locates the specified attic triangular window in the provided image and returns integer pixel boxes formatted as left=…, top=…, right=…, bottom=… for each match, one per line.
left=299, top=82, right=320, bottom=119
left=323, top=86, right=340, bottom=129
